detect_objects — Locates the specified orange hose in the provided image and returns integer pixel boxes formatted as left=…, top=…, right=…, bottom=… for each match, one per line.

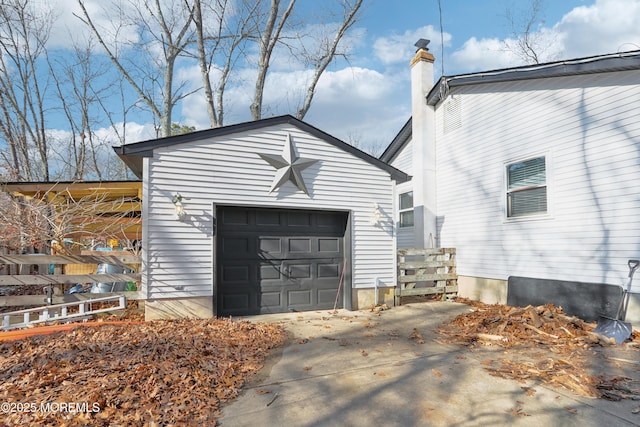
left=0, top=321, right=145, bottom=342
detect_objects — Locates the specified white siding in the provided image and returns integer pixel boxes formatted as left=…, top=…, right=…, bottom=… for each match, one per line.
left=390, top=139, right=416, bottom=248
left=435, top=70, right=640, bottom=291
left=389, top=137, right=414, bottom=176
left=143, top=124, right=396, bottom=299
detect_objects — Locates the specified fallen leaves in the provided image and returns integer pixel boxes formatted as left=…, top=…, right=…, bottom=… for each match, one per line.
left=368, top=304, right=389, bottom=315
left=438, top=300, right=640, bottom=400
left=507, top=403, right=530, bottom=417
left=439, top=302, right=605, bottom=348
left=409, top=328, right=425, bottom=344
left=0, top=318, right=286, bottom=426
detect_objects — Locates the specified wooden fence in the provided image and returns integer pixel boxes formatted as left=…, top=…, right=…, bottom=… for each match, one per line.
left=396, top=248, right=458, bottom=304
left=0, top=252, right=142, bottom=308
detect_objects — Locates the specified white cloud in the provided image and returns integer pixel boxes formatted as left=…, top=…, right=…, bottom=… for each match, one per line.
left=449, top=0, right=640, bottom=73
left=46, top=0, right=132, bottom=49
left=554, top=0, right=640, bottom=56
left=449, top=37, right=521, bottom=72
left=373, top=25, right=451, bottom=65
left=304, top=66, right=408, bottom=149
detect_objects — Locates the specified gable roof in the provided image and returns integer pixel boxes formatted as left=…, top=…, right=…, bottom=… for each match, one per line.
left=114, top=114, right=409, bottom=183
left=427, top=49, right=640, bottom=106
left=380, top=118, right=411, bottom=164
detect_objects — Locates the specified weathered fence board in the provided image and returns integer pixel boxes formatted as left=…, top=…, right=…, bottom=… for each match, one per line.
left=399, top=286, right=459, bottom=297
left=396, top=248, right=457, bottom=304
left=397, top=248, right=456, bottom=256
left=0, top=254, right=139, bottom=267
left=398, top=273, right=458, bottom=283
left=0, top=253, right=142, bottom=307
left=399, top=260, right=456, bottom=269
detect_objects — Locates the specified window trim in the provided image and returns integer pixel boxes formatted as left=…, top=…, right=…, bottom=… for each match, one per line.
left=398, top=191, right=414, bottom=228
left=504, top=154, right=552, bottom=221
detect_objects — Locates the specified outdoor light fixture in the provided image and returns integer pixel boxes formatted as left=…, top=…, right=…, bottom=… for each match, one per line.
left=172, top=193, right=188, bottom=221
left=371, top=202, right=382, bottom=226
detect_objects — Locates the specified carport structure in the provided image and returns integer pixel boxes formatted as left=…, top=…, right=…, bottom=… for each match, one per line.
left=1, top=180, right=142, bottom=249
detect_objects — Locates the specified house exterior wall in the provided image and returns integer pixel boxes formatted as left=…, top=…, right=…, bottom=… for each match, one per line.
left=434, top=70, right=640, bottom=292
left=389, top=137, right=414, bottom=176
left=141, top=123, right=397, bottom=311
left=389, top=138, right=415, bottom=249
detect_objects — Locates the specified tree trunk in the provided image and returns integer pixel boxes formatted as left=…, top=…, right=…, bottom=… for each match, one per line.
left=250, top=0, right=296, bottom=121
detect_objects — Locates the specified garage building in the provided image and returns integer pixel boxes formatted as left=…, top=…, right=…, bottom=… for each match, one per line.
left=114, top=115, right=408, bottom=319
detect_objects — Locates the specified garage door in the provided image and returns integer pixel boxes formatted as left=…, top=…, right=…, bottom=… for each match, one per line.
left=216, top=206, right=348, bottom=316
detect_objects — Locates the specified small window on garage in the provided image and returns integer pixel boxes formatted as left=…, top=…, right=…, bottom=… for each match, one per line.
left=506, top=156, right=547, bottom=218
left=399, top=191, right=414, bottom=227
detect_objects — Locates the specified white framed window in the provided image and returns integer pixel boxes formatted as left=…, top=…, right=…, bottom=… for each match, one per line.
left=506, top=156, right=547, bottom=218
left=399, top=191, right=414, bottom=227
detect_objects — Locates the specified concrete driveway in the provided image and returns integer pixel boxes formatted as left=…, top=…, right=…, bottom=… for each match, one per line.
left=220, top=302, right=640, bottom=427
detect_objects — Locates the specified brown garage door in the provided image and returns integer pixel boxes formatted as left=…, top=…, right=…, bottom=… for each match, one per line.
left=216, top=206, right=348, bottom=316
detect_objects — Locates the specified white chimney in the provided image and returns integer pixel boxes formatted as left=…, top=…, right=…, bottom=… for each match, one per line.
left=410, top=39, right=437, bottom=248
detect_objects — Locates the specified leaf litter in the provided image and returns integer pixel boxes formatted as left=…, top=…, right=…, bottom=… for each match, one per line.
left=438, top=299, right=640, bottom=400
left=0, top=317, right=286, bottom=426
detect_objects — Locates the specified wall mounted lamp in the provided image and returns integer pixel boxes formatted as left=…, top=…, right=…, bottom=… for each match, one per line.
left=172, top=193, right=189, bottom=221
left=370, top=202, right=382, bottom=226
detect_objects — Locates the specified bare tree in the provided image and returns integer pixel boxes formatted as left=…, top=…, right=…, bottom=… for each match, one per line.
left=0, top=186, right=141, bottom=254
left=47, top=40, right=119, bottom=181
left=503, top=0, right=557, bottom=64
left=190, top=0, right=259, bottom=127
left=0, top=0, right=54, bottom=181
left=190, top=0, right=364, bottom=125
left=76, top=0, right=196, bottom=138
left=249, top=0, right=296, bottom=121
left=295, top=0, right=363, bottom=119
left=249, top=0, right=364, bottom=121
left=75, top=0, right=364, bottom=133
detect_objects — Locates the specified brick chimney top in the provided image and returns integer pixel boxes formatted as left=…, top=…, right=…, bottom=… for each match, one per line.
left=411, top=38, right=435, bottom=67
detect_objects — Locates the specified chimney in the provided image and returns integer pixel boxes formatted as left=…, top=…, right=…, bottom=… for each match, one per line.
left=410, top=39, right=437, bottom=248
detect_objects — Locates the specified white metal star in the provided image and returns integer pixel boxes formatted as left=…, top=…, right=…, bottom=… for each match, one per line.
left=258, top=133, right=318, bottom=195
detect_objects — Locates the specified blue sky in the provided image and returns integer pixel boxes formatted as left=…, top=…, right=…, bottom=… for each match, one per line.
left=43, top=0, right=640, bottom=155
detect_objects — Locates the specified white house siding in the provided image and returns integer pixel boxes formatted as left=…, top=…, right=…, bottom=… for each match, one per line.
left=435, top=70, right=640, bottom=291
left=142, top=123, right=396, bottom=299
left=389, top=138, right=414, bottom=176
left=388, top=139, right=415, bottom=249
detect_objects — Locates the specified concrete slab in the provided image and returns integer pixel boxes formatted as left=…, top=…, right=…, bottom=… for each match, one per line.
left=220, top=302, right=640, bottom=427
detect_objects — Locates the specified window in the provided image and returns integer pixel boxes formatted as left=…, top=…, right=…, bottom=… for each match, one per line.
left=506, top=156, right=547, bottom=218
left=399, top=191, right=414, bottom=227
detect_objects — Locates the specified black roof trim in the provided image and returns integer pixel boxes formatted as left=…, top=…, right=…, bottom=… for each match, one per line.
left=380, top=118, right=412, bottom=163
left=114, top=115, right=409, bottom=183
left=427, top=49, right=640, bottom=106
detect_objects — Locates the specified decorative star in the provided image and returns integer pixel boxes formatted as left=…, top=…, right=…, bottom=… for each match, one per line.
left=258, top=133, right=318, bottom=195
